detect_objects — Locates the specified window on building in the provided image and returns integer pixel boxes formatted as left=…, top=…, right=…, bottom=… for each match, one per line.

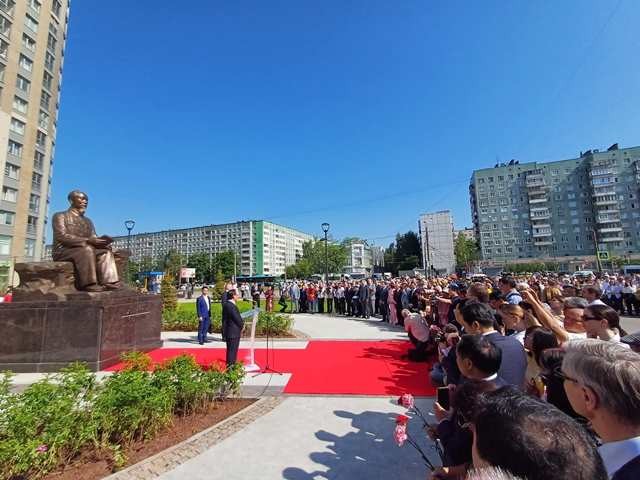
left=9, top=118, right=25, bottom=135
left=52, top=0, right=61, bottom=17
left=0, top=14, right=11, bottom=37
left=39, top=91, right=51, bottom=110
left=21, top=34, right=36, bottom=53
left=38, top=110, right=49, bottom=130
left=16, top=75, right=30, bottom=94
left=24, top=14, right=38, bottom=33
left=24, top=238, right=35, bottom=257
left=46, top=33, right=56, bottom=51
left=19, top=54, right=33, bottom=72
left=0, top=63, right=4, bottom=82
left=2, top=187, right=16, bottom=202
left=0, top=210, right=14, bottom=225
left=4, top=163, right=19, bottom=179
left=27, top=0, right=40, bottom=11
left=33, top=151, right=44, bottom=170
left=27, top=215, right=37, bottom=232
left=8, top=140, right=22, bottom=157
left=44, top=51, right=54, bottom=71
left=0, top=234, right=12, bottom=258
left=31, top=172, right=42, bottom=190
left=35, top=130, right=46, bottom=148
left=0, top=38, right=7, bottom=59
left=42, top=71, right=53, bottom=91
left=29, top=193, right=39, bottom=212
left=13, top=96, right=28, bottom=114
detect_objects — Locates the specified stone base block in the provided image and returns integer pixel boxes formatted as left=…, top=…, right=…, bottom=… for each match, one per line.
left=0, top=290, right=162, bottom=372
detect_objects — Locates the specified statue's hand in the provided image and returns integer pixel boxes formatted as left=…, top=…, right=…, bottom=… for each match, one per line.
left=88, top=237, right=109, bottom=248
left=99, top=235, right=114, bottom=244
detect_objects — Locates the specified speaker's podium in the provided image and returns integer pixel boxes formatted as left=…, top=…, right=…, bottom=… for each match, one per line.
left=241, top=308, right=261, bottom=372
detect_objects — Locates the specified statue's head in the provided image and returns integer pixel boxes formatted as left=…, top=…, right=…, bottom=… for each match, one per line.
left=67, top=190, right=88, bottom=213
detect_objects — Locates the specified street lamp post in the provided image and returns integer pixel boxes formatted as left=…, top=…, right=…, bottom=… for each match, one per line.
left=321, top=223, right=330, bottom=285
left=124, top=220, right=135, bottom=284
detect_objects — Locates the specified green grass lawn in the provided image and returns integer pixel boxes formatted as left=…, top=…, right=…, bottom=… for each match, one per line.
left=177, top=299, right=293, bottom=315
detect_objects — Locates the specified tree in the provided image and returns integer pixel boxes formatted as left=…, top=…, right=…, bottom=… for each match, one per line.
left=161, top=249, right=185, bottom=280
left=454, top=234, right=480, bottom=271
left=187, top=252, right=212, bottom=283
left=211, top=270, right=226, bottom=301
left=301, top=240, right=347, bottom=275
left=214, top=251, right=236, bottom=280
left=286, top=258, right=313, bottom=279
left=383, top=231, right=422, bottom=275
left=160, top=273, right=177, bottom=312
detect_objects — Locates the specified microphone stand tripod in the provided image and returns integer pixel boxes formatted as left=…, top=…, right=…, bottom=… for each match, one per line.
left=253, top=308, right=282, bottom=376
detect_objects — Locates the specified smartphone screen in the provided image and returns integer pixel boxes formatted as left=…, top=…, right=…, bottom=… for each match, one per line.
left=437, top=387, right=450, bottom=410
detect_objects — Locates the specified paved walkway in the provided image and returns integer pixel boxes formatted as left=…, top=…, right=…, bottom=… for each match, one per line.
left=157, top=396, right=437, bottom=480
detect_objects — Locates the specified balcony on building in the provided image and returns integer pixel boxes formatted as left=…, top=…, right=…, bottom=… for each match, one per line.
left=534, top=239, right=553, bottom=246
left=590, top=167, right=615, bottom=177
left=596, top=214, right=621, bottom=224
left=530, top=221, right=551, bottom=229
left=532, top=229, right=552, bottom=238
left=529, top=207, right=551, bottom=220
left=600, top=235, right=624, bottom=242
left=592, top=187, right=617, bottom=197
left=598, top=226, right=623, bottom=234
left=594, top=197, right=618, bottom=206
left=528, top=194, right=548, bottom=204
left=526, top=174, right=545, bottom=188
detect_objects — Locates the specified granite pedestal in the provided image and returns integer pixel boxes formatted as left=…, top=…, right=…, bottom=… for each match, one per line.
left=0, top=289, right=162, bottom=373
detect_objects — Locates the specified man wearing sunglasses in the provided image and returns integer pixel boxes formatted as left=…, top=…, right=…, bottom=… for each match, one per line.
left=562, top=339, right=640, bottom=480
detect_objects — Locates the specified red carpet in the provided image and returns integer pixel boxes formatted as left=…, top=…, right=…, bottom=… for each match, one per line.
left=105, top=340, right=435, bottom=396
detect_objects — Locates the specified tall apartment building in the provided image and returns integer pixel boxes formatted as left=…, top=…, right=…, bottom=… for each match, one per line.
left=109, top=220, right=314, bottom=277
left=343, top=240, right=384, bottom=277
left=419, top=210, right=456, bottom=274
left=469, top=143, right=640, bottom=266
left=0, top=0, right=69, bottom=287
left=454, top=227, right=475, bottom=242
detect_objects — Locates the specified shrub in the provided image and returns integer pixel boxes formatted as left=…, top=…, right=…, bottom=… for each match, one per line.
left=92, top=369, right=174, bottom=447
left=0, top=364, right=97, bottom=480
left=0, top=354, right=246, bottom=478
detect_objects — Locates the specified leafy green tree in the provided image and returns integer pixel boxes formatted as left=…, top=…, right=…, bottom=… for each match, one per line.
left=286, top=258, right=314, bottom=279
left=161, top=274, right=177, bottom=311
left=187, top=252, right=212, bottom=283
left=454, top=234, right=480, bottom=270
left=383, top=231, right=422, bottom=275
left=211, top=270, right=226, bottom=301
left=298, top=240, right=347, bottom=275
left=161, top=249, right=185, bottom=280
left=213, top=251, right=236, bottom=279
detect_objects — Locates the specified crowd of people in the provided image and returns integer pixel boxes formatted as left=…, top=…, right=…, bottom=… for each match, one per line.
left=274, top=272, right=640, bottom=479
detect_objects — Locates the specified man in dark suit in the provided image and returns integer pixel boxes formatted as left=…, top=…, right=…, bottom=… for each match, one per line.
left=196, top=286, right=212, bottom=345
left=459, top=301, right=527, bottom=388
left=453, top=334, right=507, bottom=387
left=222, top=288, right=245, bottom=366
left=358, top=280, right=369, bottom=318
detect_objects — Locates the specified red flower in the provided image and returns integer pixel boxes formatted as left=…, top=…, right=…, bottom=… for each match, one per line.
left=398, top=393, right=415, bottom=409
left=394, top=423, right=408, bottom=446
left=396, top=413, right=410, bottom=425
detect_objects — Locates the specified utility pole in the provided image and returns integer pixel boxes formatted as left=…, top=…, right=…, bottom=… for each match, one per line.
left=592, top=227, right=602, bottom=273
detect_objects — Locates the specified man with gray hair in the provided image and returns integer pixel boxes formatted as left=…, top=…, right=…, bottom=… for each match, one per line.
left=562, top=339, right=640, bottom=479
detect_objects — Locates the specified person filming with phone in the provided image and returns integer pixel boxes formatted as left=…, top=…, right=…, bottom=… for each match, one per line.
left=429, top=334, right=505, bottom=479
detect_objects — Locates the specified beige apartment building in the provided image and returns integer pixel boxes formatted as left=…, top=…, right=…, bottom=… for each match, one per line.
left=0, top=0, right=69, bottom=287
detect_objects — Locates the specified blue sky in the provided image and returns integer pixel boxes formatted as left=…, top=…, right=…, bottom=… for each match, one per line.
left=50, top=0, right=640, bottom=245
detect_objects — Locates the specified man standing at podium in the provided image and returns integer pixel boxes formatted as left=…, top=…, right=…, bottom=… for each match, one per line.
left=222, top=288, right=244, bottom=366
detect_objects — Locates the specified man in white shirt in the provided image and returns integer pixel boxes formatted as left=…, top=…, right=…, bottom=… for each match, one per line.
left=562, top=340, right=640, bottom=479
left=583, top=284, right=606, bottom=306
left=401, top=309, right=430, bottom=360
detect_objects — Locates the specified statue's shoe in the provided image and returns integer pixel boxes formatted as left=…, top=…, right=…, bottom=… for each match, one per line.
left=85, top=284, right=105, bottom=292
left=104, top=281, right=122, bottom=290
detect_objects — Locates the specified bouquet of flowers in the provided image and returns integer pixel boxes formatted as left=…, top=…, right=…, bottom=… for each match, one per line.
left=394, top=414, right=435, bottom=471
left=397, top=393, right=428, bottom=426
left=398, top=393, right=445, bottom=463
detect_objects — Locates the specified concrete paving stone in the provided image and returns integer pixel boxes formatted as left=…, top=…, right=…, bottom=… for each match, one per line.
left=157, top=396, right=438, bottom=480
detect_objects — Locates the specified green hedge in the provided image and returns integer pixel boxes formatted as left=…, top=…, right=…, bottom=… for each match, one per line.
left=163, top=301, right=294, bottom=336
left=0, top=354, right=244, bottom=479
